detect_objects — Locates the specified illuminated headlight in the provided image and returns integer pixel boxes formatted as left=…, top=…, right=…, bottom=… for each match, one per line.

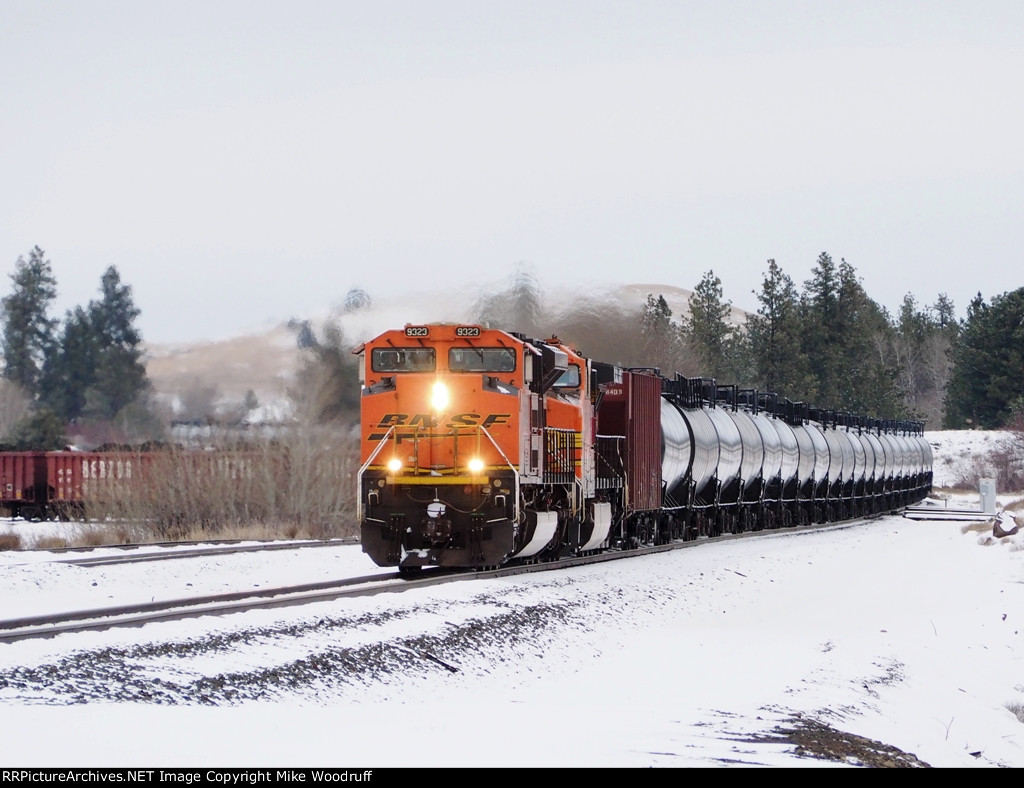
left=386, top=458, right=403, bottom=473
left=467, top=457, right=485, bottom=474
left=431, top=381, right=449, bottom=411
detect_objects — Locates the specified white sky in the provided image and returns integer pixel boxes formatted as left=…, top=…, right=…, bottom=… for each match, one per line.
left=0, top=431, right=1023, bottom=766
left=3, top=1, right=1023, bottom=344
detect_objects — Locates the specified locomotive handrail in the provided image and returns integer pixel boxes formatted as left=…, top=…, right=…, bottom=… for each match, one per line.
left=357, top=424, right=522, bottom=524
left=356, top=425, right=398, bottom=523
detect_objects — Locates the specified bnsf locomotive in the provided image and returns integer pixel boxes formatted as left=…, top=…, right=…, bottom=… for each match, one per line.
left=355, top=324, right=932, bottom=572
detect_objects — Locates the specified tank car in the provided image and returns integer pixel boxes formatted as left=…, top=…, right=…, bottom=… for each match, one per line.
left=354, top=323, right=932, bottom=572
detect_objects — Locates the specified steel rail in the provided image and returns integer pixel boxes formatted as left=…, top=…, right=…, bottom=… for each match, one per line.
left=0, top=515, right=887, bottom=644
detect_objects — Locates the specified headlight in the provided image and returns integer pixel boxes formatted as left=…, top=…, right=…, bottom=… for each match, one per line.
left=386, top=458, right=403, bottom=473
left=467, top=457, right=485, bottom=474
left=431, top=381, right=449, bottom=411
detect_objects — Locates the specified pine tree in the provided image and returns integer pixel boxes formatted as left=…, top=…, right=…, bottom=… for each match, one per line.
left=37, top=306, right=99, bottom=422
left=9, top=407, right=66, bottom=450
left=681, top=270, right=735, bottom=381
left=944, top=288, right=1024, bottom=428
left=834, top=259, right=898, bottom=415
left=745, top=259, right=815, bottom=400
left=1, top=246, right=58, bottom=396
left=82, top=267, right=150, bottom=422
left=800, top=252, right=842, bottom=406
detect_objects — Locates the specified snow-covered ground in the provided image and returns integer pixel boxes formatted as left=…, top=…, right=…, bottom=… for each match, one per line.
left=0, top=430, right=1022, bottom=768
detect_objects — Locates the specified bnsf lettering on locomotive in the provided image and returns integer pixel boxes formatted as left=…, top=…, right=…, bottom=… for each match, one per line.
left=375, top=413, right=436, bottom=428
left=405, top=326, right=429, bottom=337
left=455, top=326, right=480, bottom=337
left=371, top=412, right=511, bottom=435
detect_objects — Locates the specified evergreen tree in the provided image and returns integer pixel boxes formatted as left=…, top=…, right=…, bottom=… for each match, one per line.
left=796, top=254, right=898, bottom=414
left=932, top=293, right=958, bottom=332
left=1, top=246, right=58, bottom=396
left=833, top=259, right=898, bottom=415
left=744, top=259, right=814, bottom=400
left=800, top=252, right=842, bottom=405
left=681, top=270, right=736, bottom=381
left=8, top=406, right=66, bottom=450
left=944, top=287, right=1024, bottom=428
left=38, top=306, right=98, bottom=422
left=82, top=266, right=149, bottom=421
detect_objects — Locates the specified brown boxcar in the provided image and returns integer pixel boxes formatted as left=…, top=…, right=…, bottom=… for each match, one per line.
left=0, top=452, right=49, bottom=519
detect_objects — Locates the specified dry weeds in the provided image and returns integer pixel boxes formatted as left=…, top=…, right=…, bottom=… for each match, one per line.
left=79, top=434, right=361, bottom=542
left=32, top=535, right=71, bottom=550
left=0, top=429, right=362, bottom=551
left=951, top=434, right=1024, bottom=492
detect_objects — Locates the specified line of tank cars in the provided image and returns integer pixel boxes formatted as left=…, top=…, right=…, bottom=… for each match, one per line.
left=355, top=323, right=933, bottom=572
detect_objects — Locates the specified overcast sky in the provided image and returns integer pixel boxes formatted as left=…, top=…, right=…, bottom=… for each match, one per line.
left=3, top=1, right=1022, bottom=344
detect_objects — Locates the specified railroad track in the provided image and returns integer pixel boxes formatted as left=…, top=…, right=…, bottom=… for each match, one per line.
left=0, top=516, right=883, bottom=644
left=0, top=570, right=432, bottom=643
left=50, top=537, right=357, bottom=568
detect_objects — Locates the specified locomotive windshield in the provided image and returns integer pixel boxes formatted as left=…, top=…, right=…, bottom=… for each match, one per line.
left=552, top=363, right=581, bottom=388
left=448, top=347, right=516, bottom=372
left=371, top=347, right=436, bottom=372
